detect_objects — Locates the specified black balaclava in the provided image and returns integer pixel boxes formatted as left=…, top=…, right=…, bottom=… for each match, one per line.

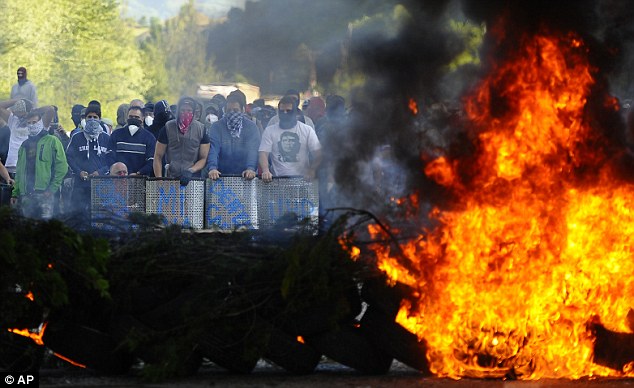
left=17, top=67, right=27, bottom=86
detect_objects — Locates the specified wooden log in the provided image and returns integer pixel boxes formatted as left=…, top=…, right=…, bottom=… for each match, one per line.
left=0, top=331, right=43, bottom=373
left=110, top=314, right=202, bottom=377
left=359, top=306, right=431, bottom=374
left=306, top=325, right=393, bottom=374
left=42, top=320, right=134, bottom=374
left=361, top=276, right=414, bottom=318
left=263, top=324, right=321, bottom=374
left=589, top=318, right=634, bottom=371
left=197, top=315, right=268, bottom=374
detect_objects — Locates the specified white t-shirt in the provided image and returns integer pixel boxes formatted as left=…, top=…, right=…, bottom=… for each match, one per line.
left=259, top=121, right=321, bottom=177
left=5, top=113, right=29, bottom=168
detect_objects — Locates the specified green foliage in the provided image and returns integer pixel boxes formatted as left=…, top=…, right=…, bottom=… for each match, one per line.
left=447, top=19, right=485, bottom=71
left=0, top=207, right=110, bottom=329
left=0, top=0, right=147, bottom=129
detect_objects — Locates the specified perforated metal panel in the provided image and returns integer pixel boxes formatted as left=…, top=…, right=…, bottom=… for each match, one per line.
left=205, top=177, right=258, bottom=230
left=145, top=178, right=205, bottom=229
left=91, top=176, right=146, bottom=230
left=257, top=177, right=319, bottom=229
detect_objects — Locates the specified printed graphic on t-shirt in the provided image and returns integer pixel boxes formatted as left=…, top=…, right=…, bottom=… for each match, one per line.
left=276, top=131, right=301, bottom=163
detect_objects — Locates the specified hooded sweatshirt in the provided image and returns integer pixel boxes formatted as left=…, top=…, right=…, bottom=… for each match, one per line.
left=66, top=131, right=110, bottom=179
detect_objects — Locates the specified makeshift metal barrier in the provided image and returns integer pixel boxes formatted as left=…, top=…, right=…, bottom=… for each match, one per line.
left=91, top=176, right=146, bottom=230
left=90, top=176, right=318, bottom=231
left=257, top=176, right=319, bottom=230
left=145, top=178, right=206, bottom=229
left=205, top=176, right=258, bottom=230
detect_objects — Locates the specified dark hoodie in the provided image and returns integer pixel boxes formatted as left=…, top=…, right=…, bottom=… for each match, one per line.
left=148, top=100, right=173, bottom=139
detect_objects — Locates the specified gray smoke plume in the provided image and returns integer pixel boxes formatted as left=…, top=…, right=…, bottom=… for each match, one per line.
left=328, top=0, right=633, bottom=217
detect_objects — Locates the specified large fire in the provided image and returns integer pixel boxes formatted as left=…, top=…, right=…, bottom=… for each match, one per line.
left=367, top=28, right=634, bottom=379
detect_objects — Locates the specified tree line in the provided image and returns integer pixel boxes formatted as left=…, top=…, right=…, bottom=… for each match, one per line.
left=0, top=0, right=484, bottom=130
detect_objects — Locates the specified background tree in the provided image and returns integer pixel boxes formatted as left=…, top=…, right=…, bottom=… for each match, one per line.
left=140, top=0, right=221, bottom=104
left=0, top=0, right=148, bottom=129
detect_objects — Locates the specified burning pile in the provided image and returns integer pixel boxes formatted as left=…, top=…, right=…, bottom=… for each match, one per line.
left=366, top=21, right=634, bottom=379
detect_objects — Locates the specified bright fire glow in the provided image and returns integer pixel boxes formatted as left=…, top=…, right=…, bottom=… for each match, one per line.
left=367, top=30, right=634, bottom=379
left=409, top=98, right=419, bottom=115
left=9, top=322, right=87, bottom=368
left=8, top=323, right=47, bottom=346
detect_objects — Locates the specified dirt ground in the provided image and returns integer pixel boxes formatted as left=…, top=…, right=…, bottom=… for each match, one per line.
left=39, top=360, right=634, bottom=388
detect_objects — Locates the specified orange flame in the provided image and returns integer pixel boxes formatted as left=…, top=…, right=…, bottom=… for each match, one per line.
left=369, top=29, right=634, bottom=379
left=409, top=98, right=419, bottom=115
left=9, top=322, right=87, bottom=368
left=8, top=322, right=47, bottom=346
left=297, top=336, right=305, bottom=344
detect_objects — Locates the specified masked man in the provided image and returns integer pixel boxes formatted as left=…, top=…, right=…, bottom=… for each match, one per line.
left=107, top=105, right=156, bottom=176
left=0, top=99, right=54, bottom=175
left=11, top=111, right=68, bottom=219
left=206, top=91, right=260, bottom=180
left=153, top=97, right=210, bottom=178
left=66, top=119, right=110, bottom=214
left=259, top=95, right=322, bottom=182
left=10, top=67, right=38, bottom=107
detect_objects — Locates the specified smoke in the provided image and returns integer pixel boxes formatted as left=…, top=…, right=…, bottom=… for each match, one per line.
left=328, top=0, right=633, bottom=216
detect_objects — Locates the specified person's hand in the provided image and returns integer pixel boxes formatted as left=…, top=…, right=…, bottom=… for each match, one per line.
left=242, top=169, right=256, bottom=180
left=261, top=171, right=273, bottom=182
left=90, top=171, right=99, bottom=177
left=6, top=177, right=14, bottom=186
left=80, top=171, right=89, bottom=180
left=10, top=197, right=17, bottom=206
left=208, top=169, right=221, bottom=180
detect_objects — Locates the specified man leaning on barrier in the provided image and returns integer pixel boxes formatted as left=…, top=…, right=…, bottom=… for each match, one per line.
left=258, top=95, right=322, bottom=182
left=206, top=91, right=260, bottom=181
left=153, top=97, right=210, bottom=179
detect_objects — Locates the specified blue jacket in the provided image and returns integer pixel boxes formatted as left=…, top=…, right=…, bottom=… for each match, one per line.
left=66, top=132, right=110, bottom=176
left=206, top=117, right=260, bottom=174
left=107, top=126, right=156, bottom=176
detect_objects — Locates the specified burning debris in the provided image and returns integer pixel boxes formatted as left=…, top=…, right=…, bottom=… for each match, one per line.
left=350, top=0, right=634, bottom=380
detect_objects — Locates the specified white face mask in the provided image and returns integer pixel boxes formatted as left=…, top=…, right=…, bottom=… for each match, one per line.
left=27, top=120, right=44, bottom=136
left=206, top=114, right=218, bottom=124
left=129, top=125, right=139, bottom=136
left=145, top=116, right=154, bottom=126
left=80, top=118, right=86, bottom=129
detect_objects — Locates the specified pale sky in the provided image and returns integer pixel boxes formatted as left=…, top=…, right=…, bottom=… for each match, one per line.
left=123, top=0, right=248, bottom=20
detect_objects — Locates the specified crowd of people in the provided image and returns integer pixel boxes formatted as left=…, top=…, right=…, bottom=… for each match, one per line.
left=0, top=67, right=349, bottom=223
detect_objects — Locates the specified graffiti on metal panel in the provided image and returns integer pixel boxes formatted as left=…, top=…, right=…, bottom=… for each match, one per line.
left=92, top=180, right=144, bottom=228
left=206, top=180, right=254, bottom=229
left=265, top=197, right=317, bottom=222
left=156, top=185, right=195, bottom=227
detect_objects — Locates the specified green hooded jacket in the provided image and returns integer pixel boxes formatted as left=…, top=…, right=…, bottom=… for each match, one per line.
left=12, top=133, right=68, bottom=197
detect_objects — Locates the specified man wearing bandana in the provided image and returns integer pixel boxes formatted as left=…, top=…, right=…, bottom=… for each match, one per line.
left=153, top=97, right=210, bottom=178
left=0, top=98, right=54, bottom=175
left=10, top=67, right=38, bottom=107
left=65, top=119, right=110, bottom=214
left=11, top=111, right=68, bottom=219
left=206, top=91, right=260, bottom=180
left=258, top=95, right=322, bottom=182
